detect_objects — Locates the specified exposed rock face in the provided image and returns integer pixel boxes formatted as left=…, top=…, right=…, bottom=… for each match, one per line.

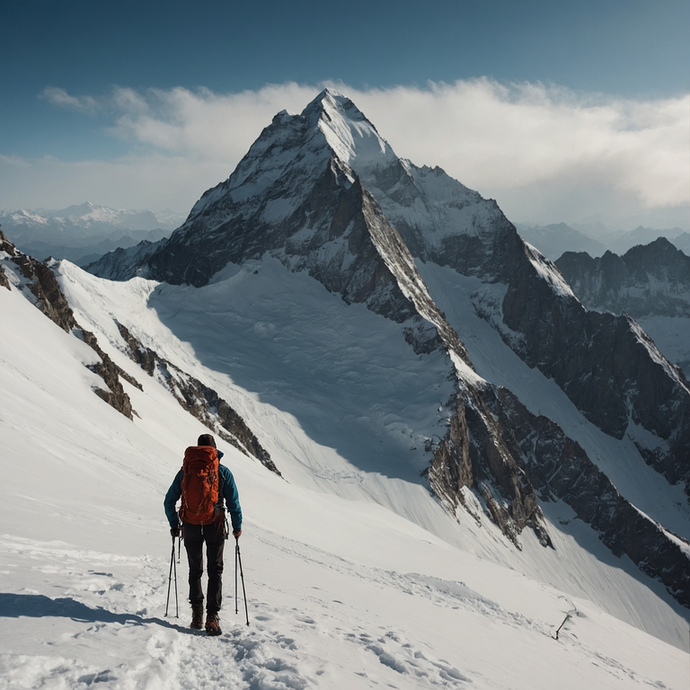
left=428, top=385, right=552, bottom=549
left=338, top=144, right=690, bottom=496
left=117, top=323, right=278, bottom=475
left=9, top=255, right=77, bottom=332
left=548, top=240, right=690, bottom=491
left=86, top=239, right=164, bottom=280
left=555, top=240, right=690, bottom=378
left=491, top=387, right=690, bottom=608
left=500, top=254, right=690, bottom=464
left=556, top=238, right=690, bottom=318
left=80, top=329, right=138, bottom=420
left=0, top=231, right=138, bottom=419
left=84, top=90, right=690, bottom=608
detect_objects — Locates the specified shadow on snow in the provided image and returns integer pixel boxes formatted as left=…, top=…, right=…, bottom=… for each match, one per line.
left=0, top=592, right=194, bottom=633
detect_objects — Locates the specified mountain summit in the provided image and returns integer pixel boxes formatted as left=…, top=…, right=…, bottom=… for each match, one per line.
left=87, top=90, right=690, bottom=611
left=119, top=89, right=507, bottom=288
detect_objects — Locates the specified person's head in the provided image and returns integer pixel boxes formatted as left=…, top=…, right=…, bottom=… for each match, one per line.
left=197, top=433, right=216, bottom=448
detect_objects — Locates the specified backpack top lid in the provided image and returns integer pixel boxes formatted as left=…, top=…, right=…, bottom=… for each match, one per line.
left=184, top=444, right=218, bottom=461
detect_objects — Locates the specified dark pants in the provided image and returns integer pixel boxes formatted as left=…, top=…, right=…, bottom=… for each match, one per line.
left=183, top=521, right=226, bottom=614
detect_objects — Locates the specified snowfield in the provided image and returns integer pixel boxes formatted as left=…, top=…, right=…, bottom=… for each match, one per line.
left=0, top=257, right=689, bottom=690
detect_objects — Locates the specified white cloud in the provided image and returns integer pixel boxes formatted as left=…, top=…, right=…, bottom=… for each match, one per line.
left=5, top=81, right=690, bottom=229
left=350, top=81, right=689, bottom=224
left=40, top=87, right=100, bottom=114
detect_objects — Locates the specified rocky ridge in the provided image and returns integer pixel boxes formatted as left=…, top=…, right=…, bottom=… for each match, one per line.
left=554, top=238, right=690, bottom=459
left=117, top=322, right=278, bottom=475
left=1, top=228, right=137, bottom=418
left=556, top=238, right=690, bottom=318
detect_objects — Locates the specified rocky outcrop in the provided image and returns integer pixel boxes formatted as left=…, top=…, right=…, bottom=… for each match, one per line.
left=0, top=229, right=14, bottom=290
left=10, top=254, right=77, bottom=332
left=80, top=329, right=139, bottom=420
left=428, top=385, right=552, bottom=548
left=117, top=323, right=278, bottom=475
left=0, top=231, right=139, bottom=419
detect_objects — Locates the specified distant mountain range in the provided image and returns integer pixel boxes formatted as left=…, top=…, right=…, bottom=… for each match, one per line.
left=0, top=202, right=183, bottom=266
left=517, top=222, right=689, bottom=261
left=557, top=237, right=690, bottom=377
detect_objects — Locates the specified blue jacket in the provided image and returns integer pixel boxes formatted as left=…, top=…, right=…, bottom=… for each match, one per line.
left=164, top=450, right=242, bottom=531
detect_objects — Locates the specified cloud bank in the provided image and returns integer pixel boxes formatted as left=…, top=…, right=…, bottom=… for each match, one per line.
left=3, top=80, right=689, bottom=229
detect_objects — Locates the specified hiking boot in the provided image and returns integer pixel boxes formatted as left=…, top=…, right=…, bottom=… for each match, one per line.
left=190, top=603, right=204, bottom=630
left=205, top=612, right=222, bottom=636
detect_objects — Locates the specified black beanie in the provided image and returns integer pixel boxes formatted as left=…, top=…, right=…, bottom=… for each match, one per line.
left=197, top=433, right=216, bottom=448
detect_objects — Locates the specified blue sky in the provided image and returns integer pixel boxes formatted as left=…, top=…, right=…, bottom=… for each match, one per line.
left=2, top=0, right=689, bottom=227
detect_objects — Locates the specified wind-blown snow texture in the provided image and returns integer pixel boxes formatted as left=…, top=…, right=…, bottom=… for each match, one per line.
left=2, top=91, right=690, bottom=688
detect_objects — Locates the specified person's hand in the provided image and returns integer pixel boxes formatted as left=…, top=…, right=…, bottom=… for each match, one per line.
left=233, top=528, right=242, bottom=539
left=171, top=526, right=182, bottom=538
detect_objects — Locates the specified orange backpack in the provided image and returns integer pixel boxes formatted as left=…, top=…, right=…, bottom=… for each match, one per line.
left=180, top=445, right=220, bottom=525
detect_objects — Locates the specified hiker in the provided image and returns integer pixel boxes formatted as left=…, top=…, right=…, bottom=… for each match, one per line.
left=164, top=433, right=242, bottom=635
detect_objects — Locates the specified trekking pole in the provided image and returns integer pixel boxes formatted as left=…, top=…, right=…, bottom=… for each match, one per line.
left=173, top=536, right=179, bottom=617
left=235, top=537, right=250, bottom=626
left=165, top=537, right=174, bottom=617
left=165, top=535, right=179, bottom=618
left=234, top=536, right=239, bottom=614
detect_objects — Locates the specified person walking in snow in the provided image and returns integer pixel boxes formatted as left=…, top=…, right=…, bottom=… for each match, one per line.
left=164, top=433, right=242, bottom=636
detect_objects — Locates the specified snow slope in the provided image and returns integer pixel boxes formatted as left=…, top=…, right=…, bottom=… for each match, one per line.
left=1, top=254, right=689, bottom=689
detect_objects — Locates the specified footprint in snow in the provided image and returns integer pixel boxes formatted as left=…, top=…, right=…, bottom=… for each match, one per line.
left=360, top=629, right=471, bottom=687
left=223, top=626, right=309, bottom=690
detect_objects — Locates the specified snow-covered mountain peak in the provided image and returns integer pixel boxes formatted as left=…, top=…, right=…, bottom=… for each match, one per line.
left=187, top=97, right=336, bottom=219
left=188, top=89, right=398, bottom=222
left=60, top=201, right=98, bottom=216
left=302, top=88, right=364, bottom=127
left=303, top=89, right=398, bottom=173
left=182, top=89, right=503, bottom=266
